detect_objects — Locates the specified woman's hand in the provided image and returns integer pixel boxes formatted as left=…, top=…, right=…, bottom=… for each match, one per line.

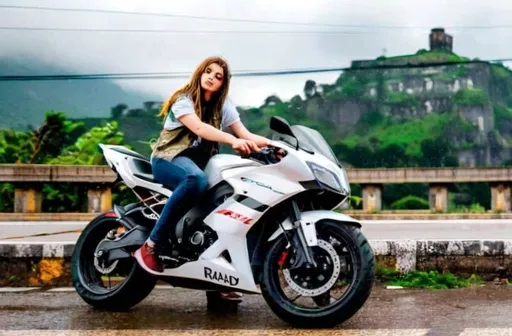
left=259, top=137, right=272, bottom=148
left=229, top=121, right=272, bottom=149
left=231, top=138, right=260, bottom=155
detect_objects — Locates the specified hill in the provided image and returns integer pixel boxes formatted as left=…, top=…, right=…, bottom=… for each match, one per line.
left=239, top=29, right=512, bottom=169
left=0, top=55, right=159, bottom=130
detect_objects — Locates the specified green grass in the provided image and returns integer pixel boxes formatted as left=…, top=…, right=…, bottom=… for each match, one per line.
left=376, top=265, right=484, bottom=289
left=369, top=50, right=470, bottom=65
left=448, top=203, right=486, bottom=214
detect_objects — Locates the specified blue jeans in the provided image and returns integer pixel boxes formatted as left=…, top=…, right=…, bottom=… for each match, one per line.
left=149, top=156, right=209, bottom=246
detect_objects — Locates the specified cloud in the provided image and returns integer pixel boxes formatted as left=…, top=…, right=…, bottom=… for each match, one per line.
left=1, top=0, right=511, bottom=106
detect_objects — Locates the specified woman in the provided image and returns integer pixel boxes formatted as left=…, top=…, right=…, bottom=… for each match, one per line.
left=137, top=56, right=271, bottom=299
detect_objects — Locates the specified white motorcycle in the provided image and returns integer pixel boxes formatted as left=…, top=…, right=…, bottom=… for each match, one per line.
left=71, top=116, right=375, bottom=328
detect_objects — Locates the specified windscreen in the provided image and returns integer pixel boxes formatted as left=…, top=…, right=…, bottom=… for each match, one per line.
left=290, top=125, right=341, bottom=167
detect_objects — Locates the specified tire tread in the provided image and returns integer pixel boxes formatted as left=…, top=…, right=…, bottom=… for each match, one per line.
left=260, top=222, right=375, bottom=328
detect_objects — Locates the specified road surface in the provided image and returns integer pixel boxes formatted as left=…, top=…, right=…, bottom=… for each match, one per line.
left=0, top=284, right=511, bottom=335
left=2, top=219, right=512, bottom=242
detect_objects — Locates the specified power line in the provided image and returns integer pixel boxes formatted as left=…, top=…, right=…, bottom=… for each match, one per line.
left=0, top=26, right=372, bottom=34
left=0, top=67, right=347, bottom=81
left=2, top=59, right=512, bottom=82
left=1, top=4, right=512, bottom=30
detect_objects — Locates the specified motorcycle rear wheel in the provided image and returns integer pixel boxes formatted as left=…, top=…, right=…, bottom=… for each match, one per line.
left=260, top=220, right=375, bottom=328
left=71, top=212, right=157, bottom=311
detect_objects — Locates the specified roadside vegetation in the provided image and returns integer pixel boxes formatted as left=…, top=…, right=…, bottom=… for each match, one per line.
left=375, top=265, right=485, bottom=289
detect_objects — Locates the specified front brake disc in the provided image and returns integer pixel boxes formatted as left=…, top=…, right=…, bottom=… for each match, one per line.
left=282, top=239, right=341, bottom=297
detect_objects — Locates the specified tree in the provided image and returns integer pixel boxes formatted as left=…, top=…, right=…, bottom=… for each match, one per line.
left=264, top=95, right=282, bottom=106
left=334, top=143, right=375, bottom=168
left=419, top=138, right=457, bottom=167
left=126, top=108, right=147, bottom=117
left=290, top=94, right=303, bottom=106
left=0, top=111, right=83, bottom=164
left=375, top=144, right=409, bottom=167
left=110, top=103, right=128, bottom=119
left=304, top=80, right=317, bottom=99
left=48, top=121, right=125, bottom=165
left=143, top=101, right=161, bottom=115
left=0, top=129, right=33, bottom=164
left=28, top=111, right=84, bottom=164
left=319, top=84, right=336, bottom=95
left=288, top=95, right=304, bottom=118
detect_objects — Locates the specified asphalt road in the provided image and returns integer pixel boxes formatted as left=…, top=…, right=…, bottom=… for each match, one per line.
left=2, top=219, right=512, bottom=242
left=0, top=284, right=511, bottom=335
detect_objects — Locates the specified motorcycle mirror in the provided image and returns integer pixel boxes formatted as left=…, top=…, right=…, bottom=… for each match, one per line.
left=270, top=116, right=300, bottom=150
left=270, top=116, right=295, bottom=137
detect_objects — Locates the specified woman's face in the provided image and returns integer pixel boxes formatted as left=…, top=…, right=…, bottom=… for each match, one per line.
left=200, top=63, right=224, bottom=94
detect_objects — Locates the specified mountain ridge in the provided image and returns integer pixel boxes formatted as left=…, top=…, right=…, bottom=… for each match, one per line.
left=0, top=55, right=158, bottom=130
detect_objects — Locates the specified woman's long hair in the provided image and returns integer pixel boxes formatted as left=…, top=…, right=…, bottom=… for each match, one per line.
left=158, top=56, right=232, bottom=122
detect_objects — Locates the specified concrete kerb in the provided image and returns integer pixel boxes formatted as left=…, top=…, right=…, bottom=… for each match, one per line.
left=1, top=239, right=512, bottom=287
left=0, top=242, right=75, bottom=258
left=371, top=239, right=512, bottom=274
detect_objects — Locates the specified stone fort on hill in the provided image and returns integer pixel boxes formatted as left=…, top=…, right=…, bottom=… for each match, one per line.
left=306, top=28, right=510, bottom=167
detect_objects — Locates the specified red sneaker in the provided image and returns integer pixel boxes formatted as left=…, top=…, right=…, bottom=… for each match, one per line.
left=138, top=242, right=163, bottom=273
left=219, top=292, right=243, bottom=301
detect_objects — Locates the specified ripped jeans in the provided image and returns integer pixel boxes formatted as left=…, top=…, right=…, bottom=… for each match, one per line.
left=149, top=156, right=209, bottom=246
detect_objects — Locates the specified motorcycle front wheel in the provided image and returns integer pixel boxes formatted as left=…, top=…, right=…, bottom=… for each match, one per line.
left=260, top=220, right=375, bottom=328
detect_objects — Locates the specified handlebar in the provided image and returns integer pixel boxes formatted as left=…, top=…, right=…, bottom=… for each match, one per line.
left=241, top=146, right=285, bottom=164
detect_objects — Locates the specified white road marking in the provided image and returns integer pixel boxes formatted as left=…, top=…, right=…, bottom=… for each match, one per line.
left=0, top=222, right=85, bottom=226
left=46, top=287, right=76, bottom=292
left=0, top=286, right=175, bottom=293
left=0, top=287, right=38, bottom=293
left=459, top=329, right=512, bottom=335
left=3, top=330, right=512, bottom=335
left=0, top=329, right=431, bottom=336
left=386, top=285, right=404, bottom=289
left=0, top=241, right=76, bottom=245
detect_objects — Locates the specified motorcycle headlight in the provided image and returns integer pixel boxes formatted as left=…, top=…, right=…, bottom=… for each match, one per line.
left=306, top=161, right=343, bottom=192
left=339, top=167, right=351, bottom=195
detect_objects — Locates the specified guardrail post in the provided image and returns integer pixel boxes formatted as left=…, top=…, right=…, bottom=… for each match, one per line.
left=491, top=183, right=511, bottom=212
left=362, top=184, right=382, bottom=212
left=429, top=184, right=448, bottom=212
left=14, top=184, right=42, bottom=213
left=87, top=185, right=112, bottom=213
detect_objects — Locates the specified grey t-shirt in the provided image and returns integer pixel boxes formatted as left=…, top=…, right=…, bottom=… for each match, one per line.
left=164, top=95, right=240, bottom=148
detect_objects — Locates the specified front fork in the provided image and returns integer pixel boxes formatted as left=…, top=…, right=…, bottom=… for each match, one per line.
left=282, top=200, right=318, bottom=270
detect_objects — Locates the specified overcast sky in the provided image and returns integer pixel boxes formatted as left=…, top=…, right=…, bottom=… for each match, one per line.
left=1, top=0, right=512, bottom=107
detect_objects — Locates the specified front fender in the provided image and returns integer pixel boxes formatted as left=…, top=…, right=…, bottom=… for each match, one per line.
left=268, top=210, right=361, bottom=242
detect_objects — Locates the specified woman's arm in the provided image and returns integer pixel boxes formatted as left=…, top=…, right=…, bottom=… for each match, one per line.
left=230, top=120, right=271, bottom=147
left=178, top=114, right=260, bottom=153
left=179, top=114, right=236, bottom=145
left=170, top=96, right=259, bottom=153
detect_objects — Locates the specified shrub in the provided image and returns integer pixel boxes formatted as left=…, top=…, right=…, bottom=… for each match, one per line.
left=453, top=88, right=489, bottom=106
left=391, top=195, right=429, bottom=210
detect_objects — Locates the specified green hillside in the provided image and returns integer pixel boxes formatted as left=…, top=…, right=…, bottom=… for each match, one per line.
left=0, top=56, right=159, bottom=130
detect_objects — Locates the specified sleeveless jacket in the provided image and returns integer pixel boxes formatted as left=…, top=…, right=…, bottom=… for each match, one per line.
left=151, top=99, right=221, bottom=162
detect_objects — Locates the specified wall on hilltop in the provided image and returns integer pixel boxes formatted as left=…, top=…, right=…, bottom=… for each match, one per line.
left=307, top=59, right=511, bottom=167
